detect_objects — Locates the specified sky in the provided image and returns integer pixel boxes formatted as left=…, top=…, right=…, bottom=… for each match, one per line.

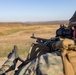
left=0, top=0, right=76, bottom=22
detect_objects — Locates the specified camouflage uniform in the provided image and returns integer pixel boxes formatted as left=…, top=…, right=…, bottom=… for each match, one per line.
left=0, top=45, right=18, bottom=75
left=0, top=59, right=17, bottom=75
left=0, top=51, right=64, bottom=75
left=17, top=51, right=64, bottom=75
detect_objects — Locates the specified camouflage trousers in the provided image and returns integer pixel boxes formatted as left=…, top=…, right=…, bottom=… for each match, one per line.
left=0, top=52, right=64, bottom=75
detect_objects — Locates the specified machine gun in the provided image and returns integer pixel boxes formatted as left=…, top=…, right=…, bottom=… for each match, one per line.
left=30, top=24, right=74, bottom=51
left=31, top=24, right=74, bottom=44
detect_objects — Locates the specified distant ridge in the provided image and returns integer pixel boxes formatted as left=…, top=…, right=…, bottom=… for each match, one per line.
left=25, top=20, right=69, bottom=25
left=0, top=20, right=69, bottom=26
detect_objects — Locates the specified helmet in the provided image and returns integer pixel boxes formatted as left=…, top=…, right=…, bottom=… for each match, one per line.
left=68, top=11, right=76, bottom=28
left=68, top=11, right=76, bottom=38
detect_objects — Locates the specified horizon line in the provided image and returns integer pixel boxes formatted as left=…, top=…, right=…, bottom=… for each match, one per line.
left=0, top=20, right=69, bottom=23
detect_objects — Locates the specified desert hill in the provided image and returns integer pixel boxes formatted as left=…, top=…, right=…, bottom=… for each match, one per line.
left=0, top=20, right=68, bottom=26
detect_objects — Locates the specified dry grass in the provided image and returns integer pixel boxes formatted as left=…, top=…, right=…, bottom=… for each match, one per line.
left=0, top=24, right=60, bottom=58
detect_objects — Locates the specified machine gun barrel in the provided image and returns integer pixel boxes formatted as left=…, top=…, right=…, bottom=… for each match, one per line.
left=31, top=34, right=48, bottom=43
